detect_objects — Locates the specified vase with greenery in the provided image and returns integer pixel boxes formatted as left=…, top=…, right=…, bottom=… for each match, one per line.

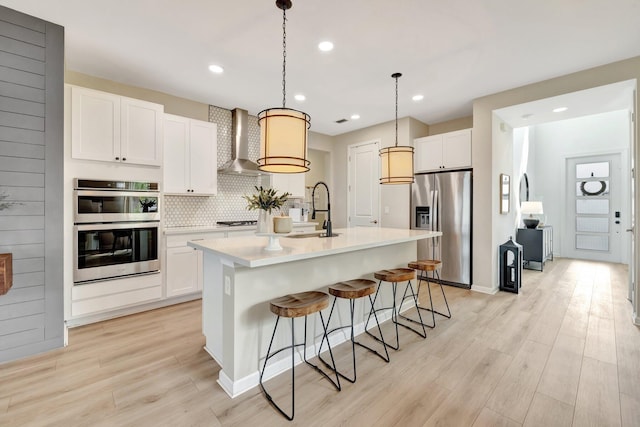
left=243, top=186, right=290, bottom=233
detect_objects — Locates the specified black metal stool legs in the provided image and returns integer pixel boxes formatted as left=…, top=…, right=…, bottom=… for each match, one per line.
left=365, top=279, right=427, bottom=350
left=319, top=294, right=390, bottom=383
left=418, top=270, right=451, bottom=324
left=395, top=280, right=428, bottom=338
left=402, top=270, right=451, bottom=328
left=259, top=312, right=340, bottom=421
left=402, top=269, right=452, bottom=328
left=365, top=281, right=400, bottom=350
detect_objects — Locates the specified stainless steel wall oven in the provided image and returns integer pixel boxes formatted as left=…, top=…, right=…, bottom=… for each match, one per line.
left=73, top=179, right=160, bottom=284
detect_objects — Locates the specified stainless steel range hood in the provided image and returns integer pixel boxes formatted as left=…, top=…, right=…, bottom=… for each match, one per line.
left=217, top=108, right=261, bottom=176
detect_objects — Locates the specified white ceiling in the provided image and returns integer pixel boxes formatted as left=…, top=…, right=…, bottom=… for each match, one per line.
left=2, top=0, right=640, bottom=135
left=495, top=80, right=636, bottom=129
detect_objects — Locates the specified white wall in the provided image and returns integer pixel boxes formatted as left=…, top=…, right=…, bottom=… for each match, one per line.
left=331, top=117, right=429, bottom=229
left=492, top=115, right=518, bottom=290
left=527, top=110, right=630, bottom=261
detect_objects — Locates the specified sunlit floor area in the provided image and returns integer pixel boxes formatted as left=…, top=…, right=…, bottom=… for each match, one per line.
left=1, top=258, right=639, bottom=426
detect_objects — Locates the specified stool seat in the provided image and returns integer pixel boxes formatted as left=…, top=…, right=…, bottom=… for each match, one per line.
left=408, top=260, right=441, bottom=272
left=374, top=268, right=416, bottom=283
left=270, top=291, right=329, bottom=318
left=328, top=279, right=377, bottom=299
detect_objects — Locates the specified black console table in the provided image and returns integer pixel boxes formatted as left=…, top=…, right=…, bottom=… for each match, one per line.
left=516, top=226, right=553, bottom=271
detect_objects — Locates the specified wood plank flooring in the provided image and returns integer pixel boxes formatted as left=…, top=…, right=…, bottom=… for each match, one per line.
left=1, top=258, right=639, bottom=426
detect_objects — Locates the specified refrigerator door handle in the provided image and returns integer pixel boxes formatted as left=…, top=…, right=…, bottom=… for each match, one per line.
left=433, top=190, right=440, bottom=248
left=429, top=190, right=435, bottom=231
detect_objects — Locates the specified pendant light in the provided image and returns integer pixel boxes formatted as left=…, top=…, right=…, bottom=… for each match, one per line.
left=379, top=73, right=414, bottom=184
left=257, top=0, right=310, bottom=174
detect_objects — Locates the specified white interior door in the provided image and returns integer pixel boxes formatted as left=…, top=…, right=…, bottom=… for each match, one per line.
left=348, top=141, right=380, bottom=227
left=565, top=153, right=623, bottom=263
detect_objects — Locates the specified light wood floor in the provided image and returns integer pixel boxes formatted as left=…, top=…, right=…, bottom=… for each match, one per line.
left=1, top=258, right=639, bottom=426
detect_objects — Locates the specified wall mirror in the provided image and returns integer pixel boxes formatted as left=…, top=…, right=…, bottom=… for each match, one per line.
left=500, top=173, right=510, bottom=214
left=519, top=172, right=529, bottom=205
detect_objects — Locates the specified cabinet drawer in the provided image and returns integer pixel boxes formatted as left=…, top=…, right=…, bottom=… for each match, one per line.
left=71, top=273, right=162, bottom=317
left=72, top=286, right=162, bottom=317
left=165, top=231, right=226, bottom=247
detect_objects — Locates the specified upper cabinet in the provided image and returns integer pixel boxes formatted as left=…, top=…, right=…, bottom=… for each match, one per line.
left=414, top=128, right=472, bottom=173
left=71, top=86, right=164, bottom=166
left=268, top=173, right=306, bottom=198
left=163, top=114, right=218, bottom=195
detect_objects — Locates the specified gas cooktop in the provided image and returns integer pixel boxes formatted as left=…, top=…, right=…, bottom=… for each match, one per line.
left=216, top=220, right=257, bottom=227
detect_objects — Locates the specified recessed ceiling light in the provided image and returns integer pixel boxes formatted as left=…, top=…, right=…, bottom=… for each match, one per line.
left=351, top=114, right=360, bottom=120
left=318, top=41, right=334, bottom=52
left=412, top=94, right=424, bottom=101
left=553, top=107, right=568, bottom=113
left=294, top=94, right=306, bottom=101
left=208, top=64, right=224, bottom=74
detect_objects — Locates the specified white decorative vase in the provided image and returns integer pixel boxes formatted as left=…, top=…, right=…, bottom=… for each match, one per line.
left=257, top=210, right=273, bottom=234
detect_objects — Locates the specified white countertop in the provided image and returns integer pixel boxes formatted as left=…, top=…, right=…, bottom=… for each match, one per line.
left=164, top=222, right=317, bottom=235
left=188, top=227, right=441, bottom=268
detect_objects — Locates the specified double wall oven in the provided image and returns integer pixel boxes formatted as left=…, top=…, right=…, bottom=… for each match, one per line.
left=73, top=179, right=160, bottom=284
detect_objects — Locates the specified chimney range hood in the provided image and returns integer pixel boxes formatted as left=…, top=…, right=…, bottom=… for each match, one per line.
left=217, top=108, right=261, bottom=176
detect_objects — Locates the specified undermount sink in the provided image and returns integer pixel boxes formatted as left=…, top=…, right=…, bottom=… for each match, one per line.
left=284, top=232, right=340, bottom=239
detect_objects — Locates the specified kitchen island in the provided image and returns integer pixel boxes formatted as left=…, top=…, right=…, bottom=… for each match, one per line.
left=188, top=227, right=441, bottom=397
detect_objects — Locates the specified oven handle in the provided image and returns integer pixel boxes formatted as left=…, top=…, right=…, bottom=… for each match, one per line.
left=75, top=190, right=160, bottom=198
left=74, top=221, right=160, bottom=231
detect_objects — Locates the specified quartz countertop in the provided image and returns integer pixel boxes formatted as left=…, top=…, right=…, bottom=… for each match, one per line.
left=188, top=227, right=441, bottom=268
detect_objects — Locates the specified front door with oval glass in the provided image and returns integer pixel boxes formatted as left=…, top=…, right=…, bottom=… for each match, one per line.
left=565, top=154, right=623, bottom=263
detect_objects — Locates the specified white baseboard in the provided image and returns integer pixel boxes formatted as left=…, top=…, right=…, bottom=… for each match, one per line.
left=471, top=285, right=499, bottom=295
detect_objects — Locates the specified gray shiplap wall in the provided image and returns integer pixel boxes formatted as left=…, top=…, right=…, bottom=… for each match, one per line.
left=0, top=6, right=64, bottom=363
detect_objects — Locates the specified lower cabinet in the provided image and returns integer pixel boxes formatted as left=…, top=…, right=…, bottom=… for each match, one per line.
left=166, top=246, right=202, bottom=297
left=71, top=273, right=162, bottom=318
left=164, top=231, right=226, bottom=298
left=516, top=226, right=553, bottom=271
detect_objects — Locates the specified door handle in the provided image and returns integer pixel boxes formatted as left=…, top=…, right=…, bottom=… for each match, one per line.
left=626, top=227, right=634, bottom=232
left=370, top=220, right=378, bottom=224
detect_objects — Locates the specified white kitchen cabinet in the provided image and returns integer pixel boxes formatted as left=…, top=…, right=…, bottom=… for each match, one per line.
left=163, top=114, right=218, bottom=195
left=414, top=128, right=472, bottom=172
left=268, top=173, right=306, bottom=198
left=165, top=231, right=225, bottom=297
left=166, top=246, right=202, bottom=297
left=70, top=272, right=162, bottom=318
left=71, top=85, right=163, bottom=166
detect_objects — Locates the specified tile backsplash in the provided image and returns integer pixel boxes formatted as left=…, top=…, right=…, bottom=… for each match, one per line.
left=163, top=105, right=297, bottom=228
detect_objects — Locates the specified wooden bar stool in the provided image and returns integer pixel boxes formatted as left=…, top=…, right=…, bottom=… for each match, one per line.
left=365, top=268, right=426, bottom=351
left=259, top=291, right=341, bottom=421
left=318, top=279, right=390, bottom=383
left=404, top=260, right=452, bottom=328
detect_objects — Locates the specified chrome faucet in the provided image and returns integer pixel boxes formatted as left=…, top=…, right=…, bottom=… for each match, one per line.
left=311, top=181, right=332, bottom=237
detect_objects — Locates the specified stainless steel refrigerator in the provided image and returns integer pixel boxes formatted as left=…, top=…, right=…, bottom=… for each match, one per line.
left=411, top=170, right=472, bottom=288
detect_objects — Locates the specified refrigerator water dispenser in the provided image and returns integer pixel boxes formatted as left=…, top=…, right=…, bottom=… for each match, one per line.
left=415, top=206, right=430, bottom=229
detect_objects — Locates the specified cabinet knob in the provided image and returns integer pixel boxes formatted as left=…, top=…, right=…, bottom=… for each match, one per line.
left=122, top=157, right=126, bottom=161
left=115, top=157, right=119, bottom=160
